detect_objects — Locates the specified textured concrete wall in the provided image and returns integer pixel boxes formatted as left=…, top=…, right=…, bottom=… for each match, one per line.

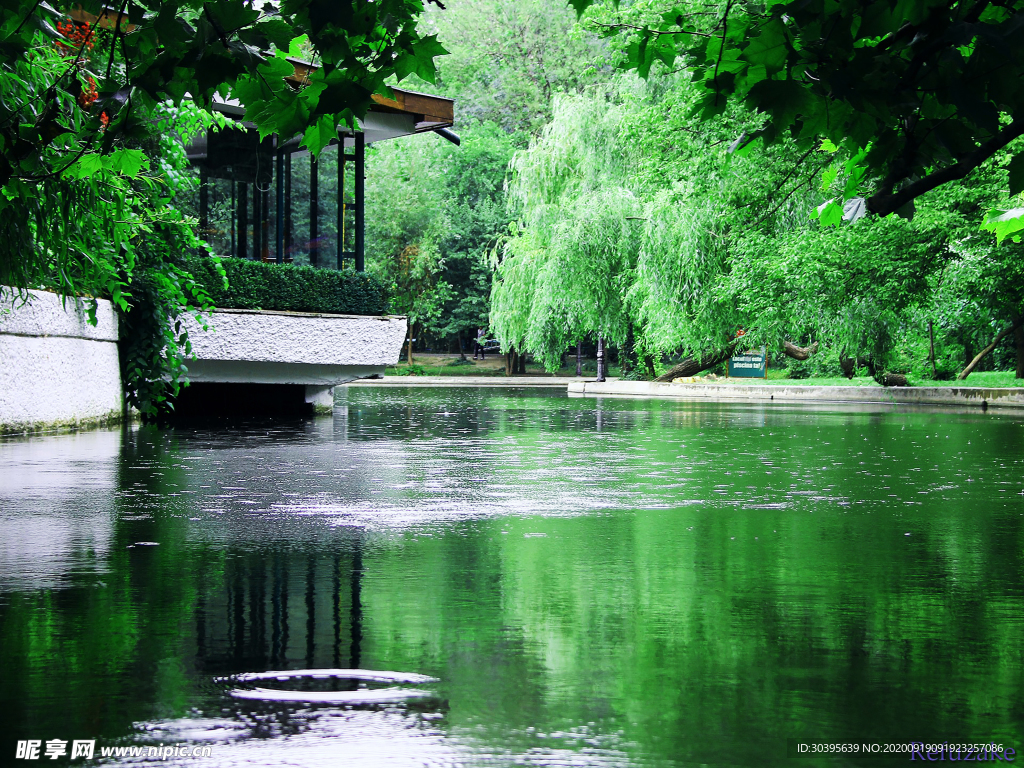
left=182, top=309, right=407, bottom=385
left=1, top=289, right=122, bottom=433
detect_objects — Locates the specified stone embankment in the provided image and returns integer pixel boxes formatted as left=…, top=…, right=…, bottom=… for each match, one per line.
left=567, top=379, right=1024, bottom=409
left=1, top=289, right=123, bottom=434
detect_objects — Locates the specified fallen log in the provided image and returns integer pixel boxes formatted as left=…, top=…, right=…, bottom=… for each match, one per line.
left=655, top=342, right=738, bottom=382
left=783, top=340, right=819, bottom=360
left=957, top=319, right=1024, bottom=380
left=879, top=372, right=908, bottom=387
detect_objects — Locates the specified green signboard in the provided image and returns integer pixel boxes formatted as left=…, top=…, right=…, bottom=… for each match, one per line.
left=728, top=347, right=767, bottom=378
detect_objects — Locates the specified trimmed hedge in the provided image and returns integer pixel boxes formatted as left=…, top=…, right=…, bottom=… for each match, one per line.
left=186, top=256, right=389, bottom=316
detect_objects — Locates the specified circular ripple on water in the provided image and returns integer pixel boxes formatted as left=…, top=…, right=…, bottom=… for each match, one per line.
left=216, top=668, right=439, bottom=705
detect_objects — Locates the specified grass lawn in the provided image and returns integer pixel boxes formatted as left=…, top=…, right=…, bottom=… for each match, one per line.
left=907, top=370, right=1024, bottom=387
left=385, top=361, right=506, bottom=377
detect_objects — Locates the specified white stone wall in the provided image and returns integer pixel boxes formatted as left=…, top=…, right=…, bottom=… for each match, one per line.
left=182, top=309, right=407, bottom=385
left=1, top=289, right=123, bottom=433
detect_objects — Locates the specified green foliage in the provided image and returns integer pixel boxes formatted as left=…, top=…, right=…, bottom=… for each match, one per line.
left=399, top=363, right=428, bottom=376
left=0, top=30, right=233, bottom=420
left=982, top=205, right=1024, bottom=244
left=119, top=223, right=218, bottom=420
left=421, top=0, right=609, bottom=135
left=427, top=126, right=518, bottom=344
left=488, top=65, right=1024, bottom=383
left=186, top=257, right=389, bottom=315
left=782, top=358, right=812, bottom=380
left=1, top=0, right=443, bottom=179
left=627, top=187, right=731, bottom=356
left=355, top=0, right=611, bottom=356
left=579, top=0, right=1024, bottom=219
left=364, top=124, right=517, bottom=351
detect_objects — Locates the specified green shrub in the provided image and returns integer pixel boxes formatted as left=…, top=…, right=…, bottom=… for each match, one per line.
left=783, top=358, right=813, bottom=379
left=121, top=225, right=219, bottom=421
left=779, top=346, right=845, bottom=379
left=620, top=366, right=644, bottom=381
left=186, top=256, right=389, bottom=315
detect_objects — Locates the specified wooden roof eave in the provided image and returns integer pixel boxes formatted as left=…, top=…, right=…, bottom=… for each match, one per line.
left=285, top=58, right=454, bottom=132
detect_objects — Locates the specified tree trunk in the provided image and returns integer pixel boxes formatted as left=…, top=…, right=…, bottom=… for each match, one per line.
left=506, top=348, right=515, bottom=376
left=518, top=352, right=526, bottom=374
left=928, top=321, right=937, bottom=378
left=644, top=355, right=656, bottom=379
left=575, top=343, right=583, bottom=377
left=957, top=319, right=1024, bottom=380
left=596, top=336, right=606, bottom=382
left=840, top=352, right=855, bottom=379
left=840, top=353, right=876, bottom=379
left=655, top=343, right=737, bottom=382
left=621, top=326, right=636, bottom=377
left=406, top=322, right=414, bottom=365
left=457, top=332, right=466, bottom=361
left=199, top=170, right=209, bottom=241
left=783, top=340, right=819, bottom=360
left=1013, top=311, right=1024, bottom=379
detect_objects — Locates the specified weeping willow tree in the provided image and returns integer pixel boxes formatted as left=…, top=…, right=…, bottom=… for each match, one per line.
left=627, top=187, right=735, bottom=360
left=491, top=81, right=786, bottom=377
left=490, top=93, right=641, bottom=371
left=491, top=74, right=961, bottom=381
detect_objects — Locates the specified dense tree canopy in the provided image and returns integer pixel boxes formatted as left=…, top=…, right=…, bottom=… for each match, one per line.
left=1, top=0, right=448, bottom=286
left=3, top=0, right=1023, bottom=394
left=582, top=0, right=1024, bottom=226
left=358, top=0, right=610, bottom=356
left=488, top=62, right=1024, bottom=381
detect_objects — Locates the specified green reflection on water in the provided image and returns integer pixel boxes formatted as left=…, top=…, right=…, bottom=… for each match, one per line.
left=1, top=389, right=1023, bottom=766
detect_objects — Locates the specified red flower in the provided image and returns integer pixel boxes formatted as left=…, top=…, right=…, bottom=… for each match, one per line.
left=78, top=75, right=98, bottom=109
left=55, top=18, right=95, bottom=58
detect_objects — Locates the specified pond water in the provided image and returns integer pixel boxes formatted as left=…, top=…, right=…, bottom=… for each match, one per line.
left=2, top=387, right=1023, bottom=767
